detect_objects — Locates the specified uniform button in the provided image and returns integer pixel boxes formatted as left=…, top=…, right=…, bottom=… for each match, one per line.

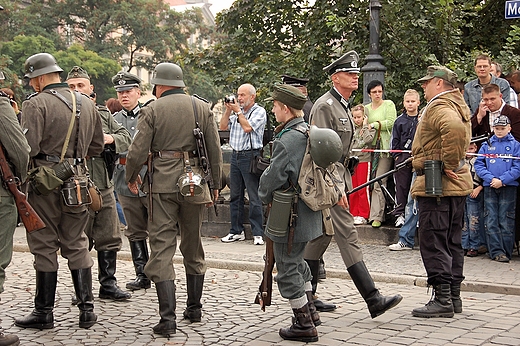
left=131, top=127, right=135, bottom=130
left=131, top=117, right=135, bottom=120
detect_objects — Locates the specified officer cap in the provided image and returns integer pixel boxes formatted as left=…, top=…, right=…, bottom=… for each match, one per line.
left=24, top=53, right=63, bottom=79
left=112, top=71, right=141, bottom=92
left=417, top=66, right=458, bottom=85
left=493, top=115, right=511, bottom=127
left=66, top=66, right=90, bottom=81
left=265, top=83, right=307, bottom=110
left=281, top=75, right=309, bottom=87
left=323, top=50, right=360, bottom=75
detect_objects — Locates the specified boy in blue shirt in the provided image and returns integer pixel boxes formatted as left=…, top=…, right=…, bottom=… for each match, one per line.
left=475, top=115, right=520, bottom=262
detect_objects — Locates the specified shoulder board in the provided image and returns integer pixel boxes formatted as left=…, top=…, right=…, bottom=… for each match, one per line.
left=193, top=94, right=209, bottom=103
left=96, top=104, right=109, bottom=112
left=142, top=99, right=155, bottom=107
left=25, top=92, right=38, bottom=100
left=0, top=91, right=8, bottom=98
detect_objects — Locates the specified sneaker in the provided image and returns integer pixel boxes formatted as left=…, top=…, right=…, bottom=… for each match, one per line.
left=388, top=241, right=413, bottom=251
left=395, top=214, right=405, bottom=228
left=477, top=245, right=488, bottom=254
left=353, top=216, right=367, bottom=225
left=467, top=249, right=478, bottom=257
left=371, top=220, right=382, bottom=228
left=494, top=254, right=510, bottom=263
left=253, top=236, right=264, bottom=245
left=221, top=232, right=245, bottom=242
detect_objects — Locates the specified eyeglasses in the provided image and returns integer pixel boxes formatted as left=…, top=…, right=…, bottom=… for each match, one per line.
left=370, top=90, right=383, bottom=94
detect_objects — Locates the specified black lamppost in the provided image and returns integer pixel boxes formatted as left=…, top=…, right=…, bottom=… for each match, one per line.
left=361, top=0, right=386, bottom=104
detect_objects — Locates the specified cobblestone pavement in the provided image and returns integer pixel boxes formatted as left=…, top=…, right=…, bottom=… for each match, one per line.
left=5, top=227, right=520, bottom=345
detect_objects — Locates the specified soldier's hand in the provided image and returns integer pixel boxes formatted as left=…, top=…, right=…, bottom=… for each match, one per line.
left=128, top=181, right=139, bottom=195
left=336, top=194, right=349, bottom=210
left=205, top=189, right=219, bottom=208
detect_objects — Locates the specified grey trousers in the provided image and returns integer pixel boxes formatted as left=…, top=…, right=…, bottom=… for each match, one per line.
left=274, top=242, right=312, bottom=300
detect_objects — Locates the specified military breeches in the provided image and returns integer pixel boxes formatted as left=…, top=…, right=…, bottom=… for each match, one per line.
left=27, top=189, right=93, bottom=272
left=119, top=194, right=149, bottom=242
left=144, top=193, right=206, bottom=282
left=304, top=203, right=363, bottom=268
left=0, top=194, right=17, bottom=293
left=274, top=242, right=312, bottom=300
left=85, top=187, right=122, bottom=252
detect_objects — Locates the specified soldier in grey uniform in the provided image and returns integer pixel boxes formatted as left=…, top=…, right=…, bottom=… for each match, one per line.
left=303, top=50, right=403, bottom=319
left=66, top=66, right=132, bottom=302
left=15, top=53, right=103, bottom=329
left=112, top=71, right=151, bottom=291
left=0, top=74, right=29, bottom=346
left=126, top=63, right=222, bottom=337
left=281, top=75, right=314, bottom=123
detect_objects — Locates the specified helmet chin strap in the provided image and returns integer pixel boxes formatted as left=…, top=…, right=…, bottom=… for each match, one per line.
left=152, top=85, right=157, bottom=97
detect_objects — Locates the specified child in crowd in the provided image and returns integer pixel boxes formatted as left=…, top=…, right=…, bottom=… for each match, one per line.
left=390, top=89, right=420, bottom=227
left=350, top=104, right=375, bottom=225
left=462, top=142, right=483, bottom=257
left=475, top=115, right=520, bottom=263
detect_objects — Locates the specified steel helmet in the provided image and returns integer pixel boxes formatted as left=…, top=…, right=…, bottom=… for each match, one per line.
left=309, top=125, right=343, bottom=168
left=24, top=53, right=63, bottom=79
left=151, top=62, right=185, bottom=87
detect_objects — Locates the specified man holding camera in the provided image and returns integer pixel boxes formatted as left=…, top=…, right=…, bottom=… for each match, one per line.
left=16, top=53, right=104, bottom=330
left=66, top=66, right=132, bottom=302
left=219, top=84, right=266, bottom=245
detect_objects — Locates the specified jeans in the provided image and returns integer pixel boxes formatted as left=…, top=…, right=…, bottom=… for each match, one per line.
left=484, top=186, right=516, bottom=260
left=114, top=191, right=126, bottom=226
left=398, top=172, right=417, bottom=248
left=462, top=192, right=483, bottom=250
left=229, top=149, right=264, bottom=237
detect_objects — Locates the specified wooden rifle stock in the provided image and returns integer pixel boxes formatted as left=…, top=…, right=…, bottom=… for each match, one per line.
left=255, top=237, right=274, bottom=311
left=0, top=145, right=45, bottom=232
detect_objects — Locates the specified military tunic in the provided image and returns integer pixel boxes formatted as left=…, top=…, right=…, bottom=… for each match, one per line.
left=259, top=117, right=321, bottom=299
left=113, top=104, right=149, bottom=242
left=0, top=94, right=30, bottom=292
left=125, top=89, right=222, bottom=282
left=21, top=83, right=104, bottom=272
left=85, top=105, right=132, bottom=252
left=304, top=89, right=364, bottom=268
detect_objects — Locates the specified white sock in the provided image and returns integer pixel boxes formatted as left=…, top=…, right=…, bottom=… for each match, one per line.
left=289, top=294, right=308, bottom=309
left=304, top=281, right=312, bottom=292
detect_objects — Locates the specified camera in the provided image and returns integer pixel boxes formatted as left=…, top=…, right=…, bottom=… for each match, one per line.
left=224, top=95, right=235, bottom=104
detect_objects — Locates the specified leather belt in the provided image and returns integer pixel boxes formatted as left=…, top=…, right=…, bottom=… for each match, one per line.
left=153, top=151, right=196, bottom=159
left=415, top=169, right=424, bottom=176
left=35, top=153, right=83, bottom=165
left=119, top=157, right=127, bottom=165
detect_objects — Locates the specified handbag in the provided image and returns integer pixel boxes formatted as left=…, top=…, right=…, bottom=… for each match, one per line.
left=248, top=134, right=270, bottom=176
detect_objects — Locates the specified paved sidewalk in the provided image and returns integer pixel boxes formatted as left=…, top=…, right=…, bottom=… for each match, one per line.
left=3, top=226, right=520, bottom=345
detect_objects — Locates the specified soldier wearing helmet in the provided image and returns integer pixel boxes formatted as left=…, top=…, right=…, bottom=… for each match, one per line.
left=125, top=62, right=222, bottom=337
left=16, top=53, right=104, bottom=330
left=111, top=71, right=152, bottom=292
left=303, top=50, right=403, bottom=319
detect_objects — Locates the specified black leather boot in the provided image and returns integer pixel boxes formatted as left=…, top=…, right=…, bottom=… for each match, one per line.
left=15, top=271, right=57, bottom=330
left=305, top=259, right=336, bottom=312
left=412, top=284, right=454, bottom=318
left=279, top=304, right=318, bottom=343
left=0, top=327, right=19, bottom=346
left=71, top=268, right=97, bottom=328
left=348, top=261, right=403, bottom=318
left=98, top=251, right=131, bottom=301
left=305, top=291, right=321, bottom=326
left=126, top=240, right=151, bottom=290
left=451, top=284, right=462, bottom=313
left=183, top=274, right=204, bottom=323
left=153, top=280, right=177, bottom=337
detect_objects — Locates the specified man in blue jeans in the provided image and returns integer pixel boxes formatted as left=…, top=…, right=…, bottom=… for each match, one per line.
left=389, top=173, right=418, bottom=251
left=219, top=83, right=266, bottom=245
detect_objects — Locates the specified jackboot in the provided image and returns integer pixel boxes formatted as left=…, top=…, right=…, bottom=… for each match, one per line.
left=126, top=240, right=151, bottom=290
left=15, top=271, right=57, bottom=329
left=71, top=268, right=97, bottom=328
left=0, top=327, right=19, bottom=346
left=412, top=284, right=454, bottom=318
left=451, top=284, right=462, bottom=313
left=305, top=291, right=321, bottom=326
left=348, top=261, right=403, bottom=318
left=183, top=274, right=204, bottom=323
left=153, top=280, right=177, bottom=337
left=305, top=259, right=336, bottom=312
left=279, top=304, right=318, bottom=343
left=98, top=251, right=131, bottom=301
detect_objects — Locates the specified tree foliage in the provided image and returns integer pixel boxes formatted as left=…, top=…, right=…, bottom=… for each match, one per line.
left=192, top=0, right=520, bottom=109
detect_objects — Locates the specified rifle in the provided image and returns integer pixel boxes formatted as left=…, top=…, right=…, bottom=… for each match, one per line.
left=0, top=144, right=46, bottom=232
left=147, top=153, right=153, bottom=222
left=255, top=237, right=274, bottom=311
left=193, top=126, right=218, bottom=216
